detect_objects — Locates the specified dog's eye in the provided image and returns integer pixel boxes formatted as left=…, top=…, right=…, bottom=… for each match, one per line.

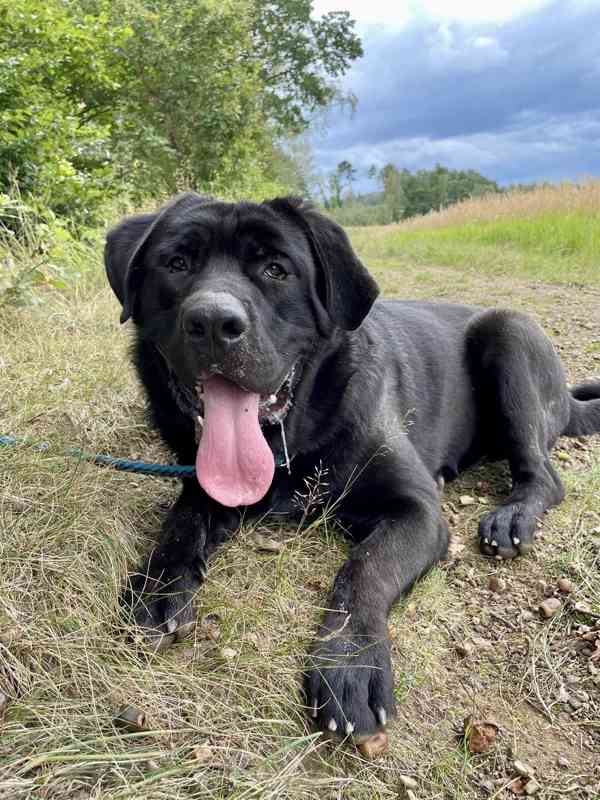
left=168, top=256, right=188, bottom=273
left=264, top=262, right=287, bottom=281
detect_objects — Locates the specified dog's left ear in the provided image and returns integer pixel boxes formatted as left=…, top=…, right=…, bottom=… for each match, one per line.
left=105, top=192, right=213, bottom=323
left=268, top=197, right=379, bottom=331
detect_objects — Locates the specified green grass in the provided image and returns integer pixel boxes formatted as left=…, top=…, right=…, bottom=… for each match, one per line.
left=349, top=211, right=600, bottom=285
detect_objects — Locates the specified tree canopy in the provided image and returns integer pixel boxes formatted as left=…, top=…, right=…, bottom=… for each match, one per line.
left=0, top=0, right=362, bottom=224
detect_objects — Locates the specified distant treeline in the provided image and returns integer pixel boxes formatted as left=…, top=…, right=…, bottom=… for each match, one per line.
left=322, top=162, right=503, bottom=226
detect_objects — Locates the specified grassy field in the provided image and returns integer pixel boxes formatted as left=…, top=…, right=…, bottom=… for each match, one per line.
left=349, top=181, right=600, bottom=286
left=1, top=188, right=599, bottom=799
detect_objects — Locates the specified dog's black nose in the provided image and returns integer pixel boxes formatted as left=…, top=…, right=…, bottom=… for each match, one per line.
left=182, top=292, right=249, bottom=349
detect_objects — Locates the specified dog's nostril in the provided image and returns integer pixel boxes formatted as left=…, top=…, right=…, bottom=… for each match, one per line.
left=185, top=317, right=206, bottom=338
left=221, top=316, right=246, bottom=340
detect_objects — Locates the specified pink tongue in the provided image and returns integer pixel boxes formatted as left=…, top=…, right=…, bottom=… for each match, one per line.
left=196, top=375, right=275, bottom=507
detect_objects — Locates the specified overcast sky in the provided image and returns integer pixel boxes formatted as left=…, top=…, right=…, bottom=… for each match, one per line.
left=310, top=0, right=600, bottom=191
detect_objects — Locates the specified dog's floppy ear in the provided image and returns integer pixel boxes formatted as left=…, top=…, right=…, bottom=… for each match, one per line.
left=104, top=192, right=212, bottom=323
left=268, top=197, right=379, bottom=331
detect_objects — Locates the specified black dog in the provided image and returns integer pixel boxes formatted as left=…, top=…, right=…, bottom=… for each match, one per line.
left=105, top=193, right=600, bottom=739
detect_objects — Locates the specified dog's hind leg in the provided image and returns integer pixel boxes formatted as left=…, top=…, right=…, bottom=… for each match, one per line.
left=466, top=309, right=571, bottom=559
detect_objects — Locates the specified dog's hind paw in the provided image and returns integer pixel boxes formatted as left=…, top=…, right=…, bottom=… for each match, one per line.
left=478, top=503, right=537, bottom=559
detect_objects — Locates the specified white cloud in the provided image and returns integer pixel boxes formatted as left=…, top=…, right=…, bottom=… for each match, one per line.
left=312, top=0, right=551, bottom=28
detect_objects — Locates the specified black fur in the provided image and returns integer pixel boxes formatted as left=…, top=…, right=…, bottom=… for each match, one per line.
left=105, top=193, right=600, bottom=738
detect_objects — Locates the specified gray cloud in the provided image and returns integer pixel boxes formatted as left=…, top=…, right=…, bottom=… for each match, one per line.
left=313, top=0, right=600, bottom=187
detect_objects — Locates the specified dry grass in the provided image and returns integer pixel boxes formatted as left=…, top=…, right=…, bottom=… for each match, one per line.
left=1, top=233, right=599, bottom=799
left=349, top=181, right=600, bottom=286
left=395, top=180, right=600, bottom=231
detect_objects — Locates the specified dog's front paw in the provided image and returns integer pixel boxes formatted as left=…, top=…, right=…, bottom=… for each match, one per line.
left=478, top=502, right=537, bottom=559
left=121, top=559, right=201, bottom=650
left=305, top=619, right=396, bottom=738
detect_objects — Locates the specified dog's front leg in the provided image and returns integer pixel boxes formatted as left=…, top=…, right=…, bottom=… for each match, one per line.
left=306, top=493, right=448, bottom=738
left=122, top=480, right=239, bottom=649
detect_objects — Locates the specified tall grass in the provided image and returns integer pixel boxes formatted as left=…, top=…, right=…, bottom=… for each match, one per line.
left=350, top=180, right=600, bottom=286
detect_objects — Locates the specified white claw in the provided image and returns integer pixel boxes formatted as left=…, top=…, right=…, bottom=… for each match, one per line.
left=328, top=718, right=337, bottom=733
left=345, top=721, right=354, bottom=736
left=197, top=415, right=204, bottom=428
left=512, top=536, right=521, bottom=545
left=166, top=619, right=177, bottom=634
left=491, top=539, right=498, bottom=548
left=483, top=537, right=489, bottom=545
left=377, top=707, right=387, bottom=726
left=311, top=700, right=318, bottom=718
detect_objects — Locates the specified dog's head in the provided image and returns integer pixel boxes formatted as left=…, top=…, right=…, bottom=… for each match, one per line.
left=105, top=193, right=379, bottom=506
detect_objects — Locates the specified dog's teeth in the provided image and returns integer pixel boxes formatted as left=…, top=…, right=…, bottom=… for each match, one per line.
left=327, top=718, right=337, bottom=732
left=491, top=539, right=498, bottom=548
left=345, top=721, right=354, bottom=736
left=377, top=707, right=387, bottom=726
left=512, top=536, right=521, bottom=545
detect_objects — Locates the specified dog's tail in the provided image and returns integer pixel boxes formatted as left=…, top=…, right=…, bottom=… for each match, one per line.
left=562, top=380, right=600, bottom=437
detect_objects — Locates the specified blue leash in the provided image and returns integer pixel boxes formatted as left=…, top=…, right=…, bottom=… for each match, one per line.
left=0, top=435, right=195, bottom=479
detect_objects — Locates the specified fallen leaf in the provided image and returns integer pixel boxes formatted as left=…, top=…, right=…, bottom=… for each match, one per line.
left=463, top=716, right=498, bottom=754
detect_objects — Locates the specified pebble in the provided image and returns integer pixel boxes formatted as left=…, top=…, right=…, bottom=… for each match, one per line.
left=557, top=577, right=574, bottom=593
left=514, top=760, right=535, bottom=779
left=488, top=576, right=506, bottom=593
left=539, top=597, right=561, bottom=619
left=557, top=755, right=570, bottom=768
left=524, top=778, right=541, bottom=796
left=399, top=775, right=418, bottom=791
left=357, top=731, right=388, bottom=759
left=459, top=495, right=476, bottom=506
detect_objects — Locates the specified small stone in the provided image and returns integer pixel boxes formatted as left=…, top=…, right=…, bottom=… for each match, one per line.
left=557, top=578, right=574, bottom=594
left=459, top=495, right=476, bottom=506
left=514, top=760, right=535, bottom=779
left=557, top=755, right=569, bottom=768
left=192, top=744, right=213, bottom=763
left=489, top=576, right=506, bottom=593
left=252, top=533, right=284, bottom=553
left=220, top=647, right=238, bottom=660
left=539, top=598, right=561, bottom=619
left=524, top=778, right=541, bottom=795
left=357, top=731, right=388, bottom=759
left=399, top=775, right=418, bottom=791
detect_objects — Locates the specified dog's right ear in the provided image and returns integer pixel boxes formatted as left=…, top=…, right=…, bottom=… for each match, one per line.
left=105, top=192, right=213, bottom=323
left=104, top=212, right=158, bottom=323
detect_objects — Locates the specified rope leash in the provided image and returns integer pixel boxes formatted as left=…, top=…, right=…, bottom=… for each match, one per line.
left=0, top=434, right=290, bottom=478
left=0, top=435, right=195, bottom=479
